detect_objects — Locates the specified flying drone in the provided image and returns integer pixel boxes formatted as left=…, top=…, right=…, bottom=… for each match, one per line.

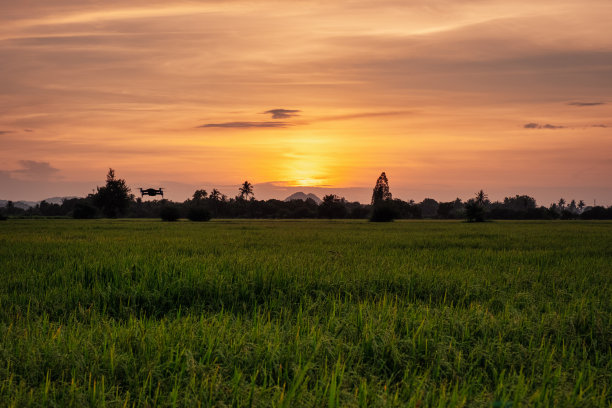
left=139, top=187, right=164, bottom=198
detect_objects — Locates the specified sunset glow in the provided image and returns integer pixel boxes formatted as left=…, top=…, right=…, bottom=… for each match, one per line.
left=1, top=0, right=611, bottom=203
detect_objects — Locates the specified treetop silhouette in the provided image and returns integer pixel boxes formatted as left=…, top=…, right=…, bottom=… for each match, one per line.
left=371, top=172, right=392, bottom=205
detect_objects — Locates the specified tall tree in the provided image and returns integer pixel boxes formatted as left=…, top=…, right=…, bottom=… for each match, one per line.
left=93, top=168, right=132, bottom=217
left=238, top=181, right=254, bottom=200
left=371, top=172, right=392, bottom=205
left=475, top=190, right=488, bottom=206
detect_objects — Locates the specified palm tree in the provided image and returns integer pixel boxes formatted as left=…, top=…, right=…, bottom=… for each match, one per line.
left=558, top=198, right=566, bottom=210
left=578, top=200, right=585, bottom=212
left=209, top=189, right=221, bottom=201
left=475, top=190, right=488, bottom=206
left=239, top=181, right=254, bottom=200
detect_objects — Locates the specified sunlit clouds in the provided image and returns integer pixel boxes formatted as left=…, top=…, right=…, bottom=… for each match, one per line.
left=1, top=0, right=611, bottom=203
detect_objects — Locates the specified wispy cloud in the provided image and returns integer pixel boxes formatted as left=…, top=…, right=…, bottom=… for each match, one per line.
left=524, top=123, right=565, bottom=129
left=263, top=109, right=301, bottom=119
left=0, top=130, right=14, bottom=135
left=568, top=101, right=605, bottom=106
left=198, top=122, right=290, bottom=128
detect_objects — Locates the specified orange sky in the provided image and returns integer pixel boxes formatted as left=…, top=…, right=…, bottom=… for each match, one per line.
left=1, top=0, right=611, bottom=204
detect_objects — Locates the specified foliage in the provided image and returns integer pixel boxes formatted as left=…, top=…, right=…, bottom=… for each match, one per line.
left=0, top=220, right=610, bottom=406
left=464, top=200, right=486, bottom=222
left=369, top=201, right=397, bottom=222
left=192, top=189, right=208, bottom=201
left=160, top=205, right=180, bottom=221
left=371, top=172, right=392, bottom=205
left=93, top=168, right=133, bottom=217
left=318, top=194, right=348, bottom=218
left=187, top=206, right=211, bottom=221
left=72, top=202, right=98, bottom=219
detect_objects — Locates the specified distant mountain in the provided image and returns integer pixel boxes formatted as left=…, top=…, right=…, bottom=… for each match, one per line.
left=41, top=196, right=79, bottom=205
left=0, top=196, right=79, bottom=209
left=284, top=192, right=322, bottom=204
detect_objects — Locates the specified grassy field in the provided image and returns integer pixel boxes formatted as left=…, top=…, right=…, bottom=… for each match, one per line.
left=0, top=219, right=610, bottom=407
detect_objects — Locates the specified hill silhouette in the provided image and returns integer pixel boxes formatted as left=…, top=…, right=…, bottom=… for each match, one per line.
left=284, top=192, right=322, bottom=204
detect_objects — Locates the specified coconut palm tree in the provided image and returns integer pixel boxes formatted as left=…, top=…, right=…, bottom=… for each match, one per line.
left=475, top=190, right=488, bottom=206
left=209, top=189, right=221, bottom=201
left=239, top=181, right=254, bottom=200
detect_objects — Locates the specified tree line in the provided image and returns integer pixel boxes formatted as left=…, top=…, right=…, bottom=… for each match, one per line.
left=1, top=169, right=611, bottom=221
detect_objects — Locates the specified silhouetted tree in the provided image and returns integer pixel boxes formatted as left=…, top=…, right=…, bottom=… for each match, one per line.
left=475, top=190, right=488, bottom=206
left=238, top=181, right=254, bottom=200
left=370, top=201, right=397, bottom=222
left=465, top=200, right=485, bottom=222
left=465, top=190, right=488, bottom=222
left=371, top=172, right=392, bottom=205
left=209, top=189, right=221, bottom=201
left=319, top=194, right=347, bottom=218
left=578, top=200, right=585, bottom=212
left=192, top=189, right=208, bottom=201
left=93, top=168, right=133, bottom=217
left=558, top=198, right=566, bottom=211
left=419, top=198, right=439, bottom=218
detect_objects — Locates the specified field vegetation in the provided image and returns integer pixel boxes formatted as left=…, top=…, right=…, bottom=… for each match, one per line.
left=0, top=219, right=610, bottom=407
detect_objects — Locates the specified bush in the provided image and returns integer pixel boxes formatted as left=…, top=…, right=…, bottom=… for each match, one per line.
left=72, top=203, right=97, bottom=219
left=187, top=207, right=211, bottom=221
left=370, top=202, right=397, bottom=222
left=160, top=206, right=180, bottom=221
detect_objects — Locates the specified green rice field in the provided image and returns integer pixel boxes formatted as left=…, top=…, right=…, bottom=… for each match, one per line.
left=0, top=219, right=611, bottom=407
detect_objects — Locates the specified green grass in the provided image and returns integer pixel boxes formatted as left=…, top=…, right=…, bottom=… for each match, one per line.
left=0, top=219, right=611, bottom=407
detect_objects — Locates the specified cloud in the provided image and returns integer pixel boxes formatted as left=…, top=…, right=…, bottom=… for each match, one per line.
left=318, top=111, right=411, bottom=122
left=0, top=130, right=14, bottom=135
left=568, top=101, right=605, bottom=106
left=524, top=123, right=565, bottom=129
left=12, top=160, right=60, bottom=180
left=198, top=121, right=290, bottom=128
left=263, top=109, right=301, bottom=119
left=592, top=124, right=609, bottom=128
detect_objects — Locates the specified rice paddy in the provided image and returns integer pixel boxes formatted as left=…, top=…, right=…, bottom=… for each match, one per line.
left=0, top=219, right=610, bottom=407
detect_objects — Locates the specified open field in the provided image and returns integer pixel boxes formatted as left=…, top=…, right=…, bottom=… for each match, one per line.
left=0, top=219, right=611, bottom=407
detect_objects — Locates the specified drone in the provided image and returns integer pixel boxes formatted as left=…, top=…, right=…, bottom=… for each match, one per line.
left=139, top=187, right=164, bottom=198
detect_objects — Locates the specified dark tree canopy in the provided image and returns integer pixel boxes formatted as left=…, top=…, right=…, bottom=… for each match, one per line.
left=371, top=172, right=392, bottom=205
left=192, top=189, right=208, bottom=201
left=93, top=168, right=132, bottom=217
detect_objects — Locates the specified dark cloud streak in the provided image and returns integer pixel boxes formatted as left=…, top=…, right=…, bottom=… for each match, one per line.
left=198, top=121, right=290, bottom=128
left=568, top=101, right=605, bottom=106
left=263, top=109, right=301, bottom=119
left=524, top=123, right=565, bottom=129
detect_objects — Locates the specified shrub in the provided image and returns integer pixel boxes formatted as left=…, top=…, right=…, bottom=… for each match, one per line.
left=72, top=203, right=97, bottom=219
left=187, top=207, right=211, bottom=221
left=369, top=202, right=397, bottom=222
left=160, top=206, right=180, bottom=221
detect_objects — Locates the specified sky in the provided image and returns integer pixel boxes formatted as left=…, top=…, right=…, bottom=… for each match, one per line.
left=1, top=0, right=611, bottom=205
